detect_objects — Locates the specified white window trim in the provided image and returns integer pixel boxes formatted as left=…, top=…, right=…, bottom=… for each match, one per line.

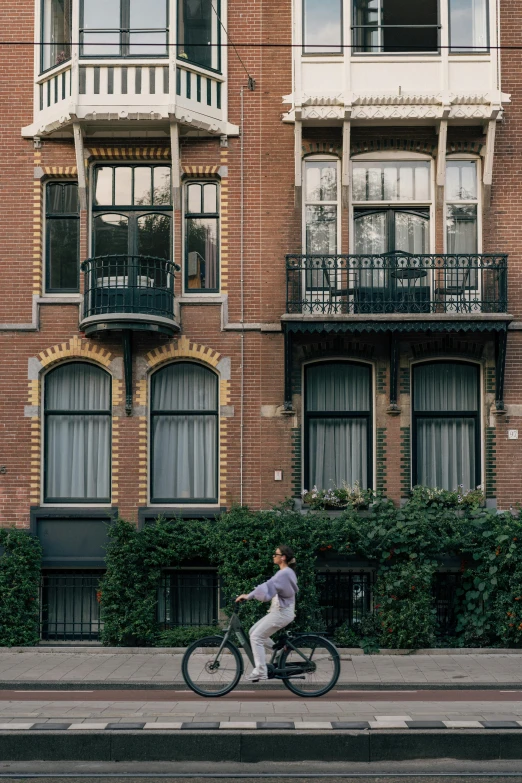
left=302, top=155, right=341, bottom=255
left=443, top=156, right=482, bottom=255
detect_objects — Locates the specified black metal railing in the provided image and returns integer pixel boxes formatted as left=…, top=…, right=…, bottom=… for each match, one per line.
left=158, top=571, right=219, bottom=628
left=316, top=571, right=374, bottom=634
left=433, top=572, right=462, bottom=637
left=82, top=255, right=180, bottom=321
left=40, top=571, right=103, bottom=642
left=286, top=253, right=508, bottom=315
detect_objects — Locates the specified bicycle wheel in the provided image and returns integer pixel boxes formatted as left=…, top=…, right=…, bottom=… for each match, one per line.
left=280, top=634, right=340, bottom=697
left=182, top=635, right=242, bottom=697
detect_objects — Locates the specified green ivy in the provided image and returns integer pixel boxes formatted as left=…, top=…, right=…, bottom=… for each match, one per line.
left=0, top=529, right=42, bottom=646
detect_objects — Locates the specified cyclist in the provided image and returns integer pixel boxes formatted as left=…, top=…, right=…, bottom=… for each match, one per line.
left=235, top=544, right=298, bottom=682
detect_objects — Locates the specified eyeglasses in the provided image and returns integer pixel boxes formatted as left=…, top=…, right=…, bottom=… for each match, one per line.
left=273, top=552, right=282, bottom=557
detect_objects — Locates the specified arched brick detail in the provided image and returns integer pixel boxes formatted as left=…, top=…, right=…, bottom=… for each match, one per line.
left=351, top=139, right=437, bottom=157
left=410, top=336, right=485, bottom=360
left=144, top=336, right=230, bottom=507
left=87, top=147, right=170, bottom=160
left=447, top=141, right=484, bottom=156
left=292, top=339, right=375, bottom=395
left=302, top=142, right=342, bottom=157
left=182, top=165, right=221, bottom=177
left=38, top=336, right=114, bottom=369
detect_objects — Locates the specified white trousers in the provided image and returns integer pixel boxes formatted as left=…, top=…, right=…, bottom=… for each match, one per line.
left=249, top=604, right=295, bottom=677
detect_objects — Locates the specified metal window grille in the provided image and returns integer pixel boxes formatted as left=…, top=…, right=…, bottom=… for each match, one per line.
left=158, top=570, right=219, bottom=628
left=433, top=572, right=462, bottom=637
left=40, top=571, right=103, bottom=642
left=316, top=570, right=374, bottom=634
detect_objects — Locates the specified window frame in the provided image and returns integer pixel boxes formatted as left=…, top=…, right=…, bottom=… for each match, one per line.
left=79, top=0, right=169, bottom=59
left=303, top=155, right=341, bottom=255
left=43, top=361, right=112, bottom=505
left=303, top=360, right=374, bottom=492
left=302, top=0, right=343, bottom=56
left=183, top=180, right=220, bottom=294
left=448, top=0, right=490, bottom=54
left=351, top=0, right=441, bottom=56
left=40, top=0, right=73, bottom=74
left=411, top=360, right=482, bottom=490
left=149, top=361, right=220, bottom=505
left=177, top=0, right=222, bottom=73
left=44, top=180, right=81, bottom=294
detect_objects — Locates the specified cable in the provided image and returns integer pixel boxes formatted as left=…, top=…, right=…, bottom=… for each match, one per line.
left=7, top=41, right=522, bottom=50
left=208, top=0, right=255, bottom=89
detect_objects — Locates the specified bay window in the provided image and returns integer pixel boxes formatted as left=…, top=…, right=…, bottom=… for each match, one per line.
left=44, top=363, right=111, bottom=502
left=352, top=0, right=439, bottom=54
left=42, top=0, right=72, bottom=71
left=305, top=362, right=372, bottom=491
left=80, top=0, right=168, bottom=57
left=178, top=0, right=220, bottom=71
left=413, top=362, right=480, bottom=491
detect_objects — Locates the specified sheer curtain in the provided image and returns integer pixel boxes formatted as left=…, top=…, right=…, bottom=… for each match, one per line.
left=307, top=363, right=370, bottom=489
left=45, top=363, right=111, bottom=500
left=415, top=363, right=478, bottom=491
left=152, top=363, right=217, bottom=500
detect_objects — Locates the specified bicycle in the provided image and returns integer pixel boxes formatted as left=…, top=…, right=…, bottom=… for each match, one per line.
left=181, top=602, right=340, bottom=698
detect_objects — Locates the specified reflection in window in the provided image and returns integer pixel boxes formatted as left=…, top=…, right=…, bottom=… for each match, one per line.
left=352, top=161, right=430, bottom=202
left=305, top=160, right=338, bottom=255
left=151, top=363, right=218, bottom=502
left=303, top=0, right=342, bottom=54
left=185, top=182, right=219, bottom=292
left=95, top=166, right=171, bottom=206
left=44, top=363, right=111, bottom=502
left=45, top=182, right=80, bottom=292
left=445, top=160, right=478, bottom=289
left=42, top=0, right=72, bottom=71
left=80, top=0, right=168, bottom=56
left=305, top=363, right=372, bottom=490
left=178, top=0, right=220, bottom=70
left=449, top=0, right=488, bottom=52
left=353, top=0, right=439, bottom=53
left=413, top=362, right=480, bottom=491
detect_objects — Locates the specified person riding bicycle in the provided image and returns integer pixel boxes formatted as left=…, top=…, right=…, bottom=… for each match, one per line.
left=235, top=544, right=298, bottom=682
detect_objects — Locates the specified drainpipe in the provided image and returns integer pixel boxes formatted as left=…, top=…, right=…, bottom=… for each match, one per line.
left=240, top=86, right=245, bottom=506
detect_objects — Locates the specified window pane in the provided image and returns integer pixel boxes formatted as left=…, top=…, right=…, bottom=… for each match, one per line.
left=417, top=417, right=476, bottom=491
left=450, top=0, right=488, bottom=51
left=153, top=167, right=171, bottom=205
left=394, top=211, right=429, bottom=254
left=382, top=0, right=438, bottom=52
left=42, top=0, right=72, bottom=71
left=383, top=0, right=437, bottom=26
left=307, top=363, right=370, bottom=411
left=62, top=183, right=79, bottom=213
left=46, top=363, right=111, bottom=410
left=93, top=214, right=128, bottom=255
left=446, top=205, right=478, bottom=255
left=46, top=414, right=110, bottom=499
left=138, top=214, right=171, bottom=259
left=414, top=363, right=479, bottom=412
left=83, top=0, right=120, bottom=28
left=81, top=31, right=121, bottom=55
left=47, top=183, right=64, bottom=213
left=129, top=31, right=168, bottom=55
left=446, top=161, right=477, bottom=201
left=48, top=218, right=79, bottom=291
left=203, top=183, right=217, bottom=213
left=303, top=0, right=342, bottom=54
left=354, top=211, right=387, bottom=254
left=308, top=418, right=368, bottom=489
left=114, top=167, right=132, bottom=205
left=353, top=0, right=379, bottom=53
left=305, top=161, right=337, bottom=202
left=186, top=217, right=218, bottom=290
left=152, top=363, right=217, bottom=411
left=178, top=0, right=219, bottom=70
left=129, top=0, right=167, bottom=27
left=187, top=183, right=202, bottom=213
left=152, top=414, right=217, bottom=499
left=95, top=168, right=113, bottom=206
left=352, top=162, right=430, bottom=201
left=134, top=167, right=152, bottom=205
left=306, top=206, right=337, bottom=254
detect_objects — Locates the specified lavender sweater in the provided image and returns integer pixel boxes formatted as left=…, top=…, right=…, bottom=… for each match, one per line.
left=247, top=567, right=298, bottom=609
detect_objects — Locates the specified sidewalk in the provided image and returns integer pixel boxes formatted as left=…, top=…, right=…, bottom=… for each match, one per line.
left=1, top=649, right=522, bottom=687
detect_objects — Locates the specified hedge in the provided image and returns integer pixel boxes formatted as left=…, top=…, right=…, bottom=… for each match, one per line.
left=0, top=528, right=42, bottom=646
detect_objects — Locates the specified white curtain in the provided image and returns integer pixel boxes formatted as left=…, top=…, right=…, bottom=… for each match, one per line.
left=307, top=364, right=370, bottom=489
left=45, top=363, right=111, bottom=500
left=414, top=363, right=478, bottom=491
left=152, top=363, right=217, bottom=500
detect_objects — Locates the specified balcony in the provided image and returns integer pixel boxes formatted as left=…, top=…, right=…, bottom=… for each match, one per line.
left=80, top=254, right=180, bottom=337
left=285, top=253, right=508, bottom=318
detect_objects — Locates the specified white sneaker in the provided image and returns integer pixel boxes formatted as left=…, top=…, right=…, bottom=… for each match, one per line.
left=245, top=671, right=268, bottom=682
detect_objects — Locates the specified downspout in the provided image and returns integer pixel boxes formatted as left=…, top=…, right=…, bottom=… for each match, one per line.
left=240, top=85, right=245, bottom=506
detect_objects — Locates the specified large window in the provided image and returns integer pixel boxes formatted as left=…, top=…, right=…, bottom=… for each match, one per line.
left=41, top=0, right=72, bottom=71
left=413, top=362, right=480, bottom=491
left=444, top=159, right=479, bottom=294
left=305, top=362, right=372, bottom=491
left=184, top=181, right=219, bottom=292
left=45, top=182, right=80, bottom=293
left=80, top=0, right=168, bottom=57
left=303, top=0, right=342, bottom=54
left=151, top=363, right=218, bottom=503
left=352, top=0, right=439, bottom=53
left=178, top=0, right=220, bottom=71
left=449, top=0, right=488, bottom=52
left=44, top=363, right=111, bottom=503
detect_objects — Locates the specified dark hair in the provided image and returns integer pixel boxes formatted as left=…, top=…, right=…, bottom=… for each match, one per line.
left=278, top=544, right=296, bottom=571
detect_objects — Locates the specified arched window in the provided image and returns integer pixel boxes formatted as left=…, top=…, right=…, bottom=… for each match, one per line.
left=412, top=362, right=480, bottom=491
left=151, top=362, right=218, bottom=503
left=44, top=362, right=111, bottom=502
left=305, top=362, right=372, bottom=491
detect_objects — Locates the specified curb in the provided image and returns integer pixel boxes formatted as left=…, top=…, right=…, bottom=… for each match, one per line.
left=7, top=646, right=522, bottom=654
left=2, top=681, right=522, bottom=690
left=1, top=730, right=522, bottom=762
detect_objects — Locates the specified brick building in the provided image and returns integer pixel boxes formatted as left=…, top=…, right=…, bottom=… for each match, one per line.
left=0, top=0, right=521, bottom=638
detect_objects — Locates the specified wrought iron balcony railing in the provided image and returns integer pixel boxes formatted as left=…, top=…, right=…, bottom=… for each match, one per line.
left=81, top=254, right=180, bottom=322
left=286, top=253, right=508, bottom=316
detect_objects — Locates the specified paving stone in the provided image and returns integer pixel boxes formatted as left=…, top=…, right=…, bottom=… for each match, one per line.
left=480, top=720, right=521, bottom=729
left=406, top=721, right=447, bottom=729
left=105, top=723, right=145, bottom=730
left=181, top=722, right=220, bottom=730
left=30, top=723, right=72, bottom=730
left=256, top=722, right=295, bottom=729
